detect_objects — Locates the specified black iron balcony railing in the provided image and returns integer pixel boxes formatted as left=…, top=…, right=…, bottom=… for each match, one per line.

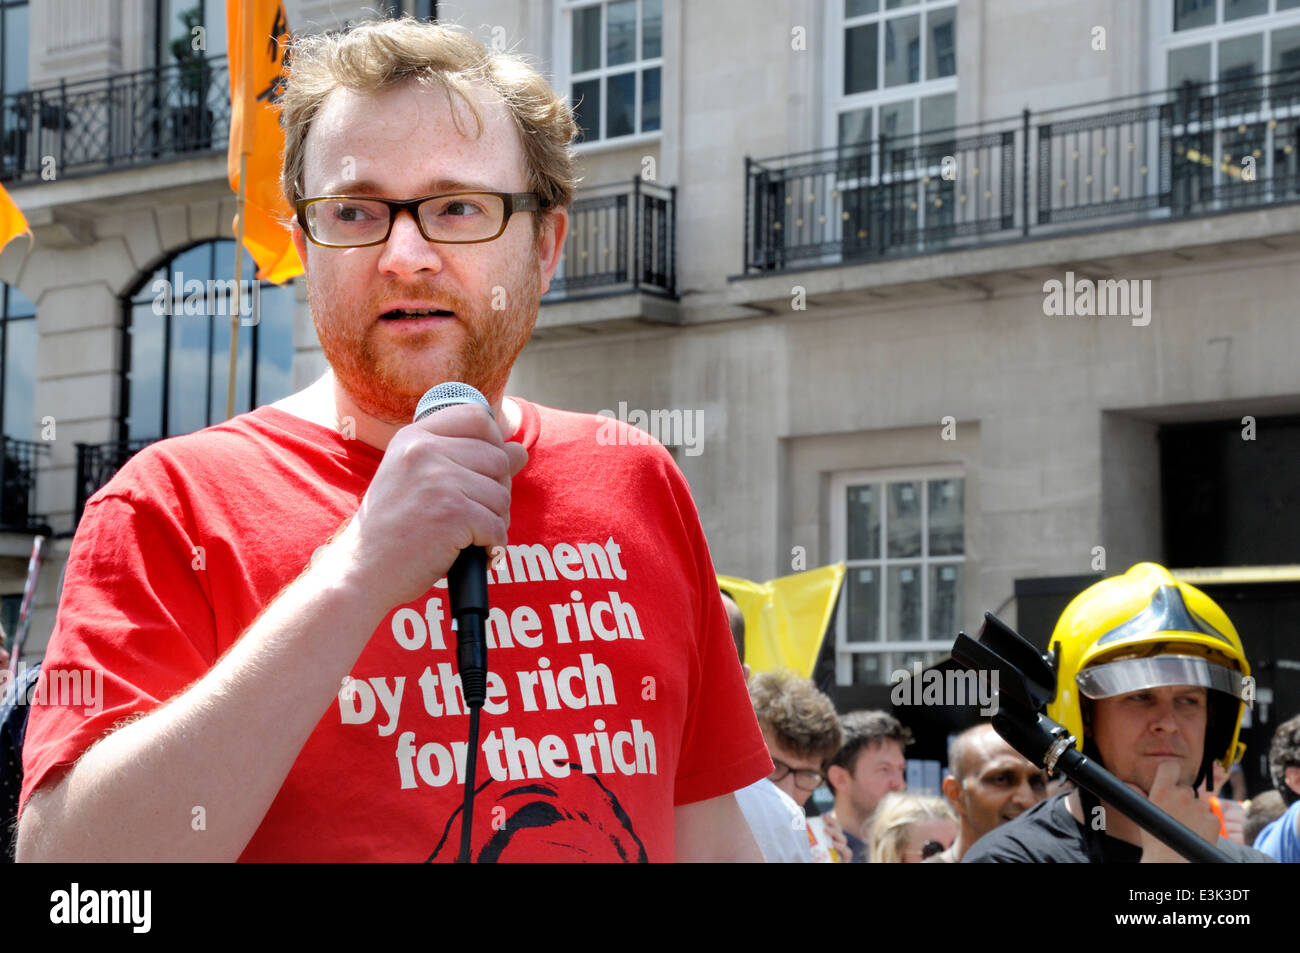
left=745, top=69, right=1300, bottom=274
left=1, top=56, right=230, bottom=183
left=1, top=437, right=51, bottom=533
left=75, top=438, right=158, bottom=524
left=544, top=178, right=676, bottom=300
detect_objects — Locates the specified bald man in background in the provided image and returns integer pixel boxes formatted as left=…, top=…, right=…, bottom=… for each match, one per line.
left=929, top=724, right=1048, bottom=863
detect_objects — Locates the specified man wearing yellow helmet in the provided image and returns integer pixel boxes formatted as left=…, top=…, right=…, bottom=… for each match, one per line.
left=965, top=564, right=1274, bottom=863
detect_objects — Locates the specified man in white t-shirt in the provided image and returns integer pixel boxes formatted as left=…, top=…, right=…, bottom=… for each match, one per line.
left=722, top=594, right=844, bottom=861
left=744, top=670, right=846, bottom=862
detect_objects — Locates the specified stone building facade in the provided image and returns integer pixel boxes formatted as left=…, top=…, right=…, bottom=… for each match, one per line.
left=3, top=0, right=1299, bottom=785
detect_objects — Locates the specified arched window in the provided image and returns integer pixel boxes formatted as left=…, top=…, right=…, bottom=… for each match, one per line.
left=120, top=240, right=295, bottom=441
left=0, top=281, right=36, bottom=440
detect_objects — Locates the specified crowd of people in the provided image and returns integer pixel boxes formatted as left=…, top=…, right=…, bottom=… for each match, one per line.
left=723, top=564, right=1300, bottom=864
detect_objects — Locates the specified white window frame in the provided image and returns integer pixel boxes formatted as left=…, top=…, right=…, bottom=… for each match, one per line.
left=823, top=0, right=959, bottom=152
left=555, top=0, right=664, bottom=153
left=814, top=0, right=958, bottom=262
left=1151, top=0, right=1300, bottom=91
left=1150, top=0, right=1300, bottom=205
left=828, top=465, right=966, bottom=688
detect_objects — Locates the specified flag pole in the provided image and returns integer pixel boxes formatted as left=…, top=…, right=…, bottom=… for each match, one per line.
left=228, top=154, right=247, bottom=421
left=227, top=0, right=255, bottom=421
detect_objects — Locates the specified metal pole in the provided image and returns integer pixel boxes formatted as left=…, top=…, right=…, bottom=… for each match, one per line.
left=743, top=157, right=752, bottom=273
left=58, top=78, right=67, bottom=169
left=1022, top=108, right=1031, bottom=237
left=668, top=183, right=676, bottom=295
left=227, top=0, right=255, bottom=421
left=632, top=175, right=641, bottom=291
left=8, top=535, right=45, bottom=673
left=228, top=154, right=247, bottom=420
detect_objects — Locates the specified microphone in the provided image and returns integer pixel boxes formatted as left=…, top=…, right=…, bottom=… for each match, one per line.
left=414, top=382, right=492, bottom=709
left=414, top=382, right=496, bottom=864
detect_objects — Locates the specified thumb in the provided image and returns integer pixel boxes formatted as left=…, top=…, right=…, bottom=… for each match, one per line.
left=1149, top=759, right=1182, bottom=799
left=505, top=441, right=529, bottom=477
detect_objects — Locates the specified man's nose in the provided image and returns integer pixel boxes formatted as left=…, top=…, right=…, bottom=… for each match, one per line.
left=1010, top=777, right=1037, bottom=808
left=1149, top=696, right=1180, bottom=733
left=890, top=772, right=906, bottom=791
left=377, top=208, right=443, bottom=278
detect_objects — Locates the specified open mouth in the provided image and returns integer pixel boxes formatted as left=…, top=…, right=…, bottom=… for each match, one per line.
left=380, top=308, right=455, bottom=320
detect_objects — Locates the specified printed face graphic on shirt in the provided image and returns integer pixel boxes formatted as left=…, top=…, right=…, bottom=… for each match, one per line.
left=427, top=771, right=648, bottom=863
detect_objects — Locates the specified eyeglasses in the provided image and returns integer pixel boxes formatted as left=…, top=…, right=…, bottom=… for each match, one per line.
left=769, top=758, right=825, bottom=792
left=294, top=191, right=542, bottom=248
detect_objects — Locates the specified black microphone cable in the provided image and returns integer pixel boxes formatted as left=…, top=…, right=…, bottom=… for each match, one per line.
left=414, top=383, right=494, bottom=864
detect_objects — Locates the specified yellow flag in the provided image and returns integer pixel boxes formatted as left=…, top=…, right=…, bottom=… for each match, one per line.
left=0, top=183, right=31, bottom=251
left=718, top=564, right=846, bottom=678
left=227, top=0, right=302, bottom=283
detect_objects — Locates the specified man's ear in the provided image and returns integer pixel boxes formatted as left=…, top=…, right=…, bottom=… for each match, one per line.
left=291, top=218, right=309, bottom=272
left=535, top=206, right=569, bottom=296
left=941, top=775, right=965, bottom=818
left=826, top=764, right=847, bottom=795
left=1285, top=765, right=1300, bottom=798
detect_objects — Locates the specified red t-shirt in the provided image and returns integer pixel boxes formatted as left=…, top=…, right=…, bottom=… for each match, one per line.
left=20, top=399, right=771, bottom=861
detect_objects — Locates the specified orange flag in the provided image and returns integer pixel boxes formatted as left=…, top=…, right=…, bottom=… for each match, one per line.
left=227, top=0, right=302, bottom=283
left=0, top=183, right=31, bottom=252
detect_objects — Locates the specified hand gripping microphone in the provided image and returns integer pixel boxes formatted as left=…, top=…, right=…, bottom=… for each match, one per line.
left=415, top=382, right=492, bottom=709
left=414, top=382, right=495, bottom=863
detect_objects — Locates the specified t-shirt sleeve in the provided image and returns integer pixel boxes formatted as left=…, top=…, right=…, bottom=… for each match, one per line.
left=737, top=781, right=813, bottom=863
left=19, top=473, right=218, bottom=815
left=960, top=823, right=1049, bottom=863
left=961, top=836, right=1041, bottom=863
left=662, top=461, right=772, bottom=806
left=1222, top=839, right=1279, bottom=863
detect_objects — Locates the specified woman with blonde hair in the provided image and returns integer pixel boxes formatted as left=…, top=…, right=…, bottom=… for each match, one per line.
left=869, top=791, right=957, bottom=863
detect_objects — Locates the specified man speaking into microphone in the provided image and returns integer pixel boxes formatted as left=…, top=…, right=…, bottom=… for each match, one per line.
left=16, top=17, right=769, bottom=862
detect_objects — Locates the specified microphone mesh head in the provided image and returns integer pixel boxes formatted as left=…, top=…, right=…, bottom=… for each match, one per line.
left=414, top=382, right=492, bottom=422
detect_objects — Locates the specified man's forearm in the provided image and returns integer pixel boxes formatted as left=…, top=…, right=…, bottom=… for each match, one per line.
left=17, top=550, right=385, bottom=862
